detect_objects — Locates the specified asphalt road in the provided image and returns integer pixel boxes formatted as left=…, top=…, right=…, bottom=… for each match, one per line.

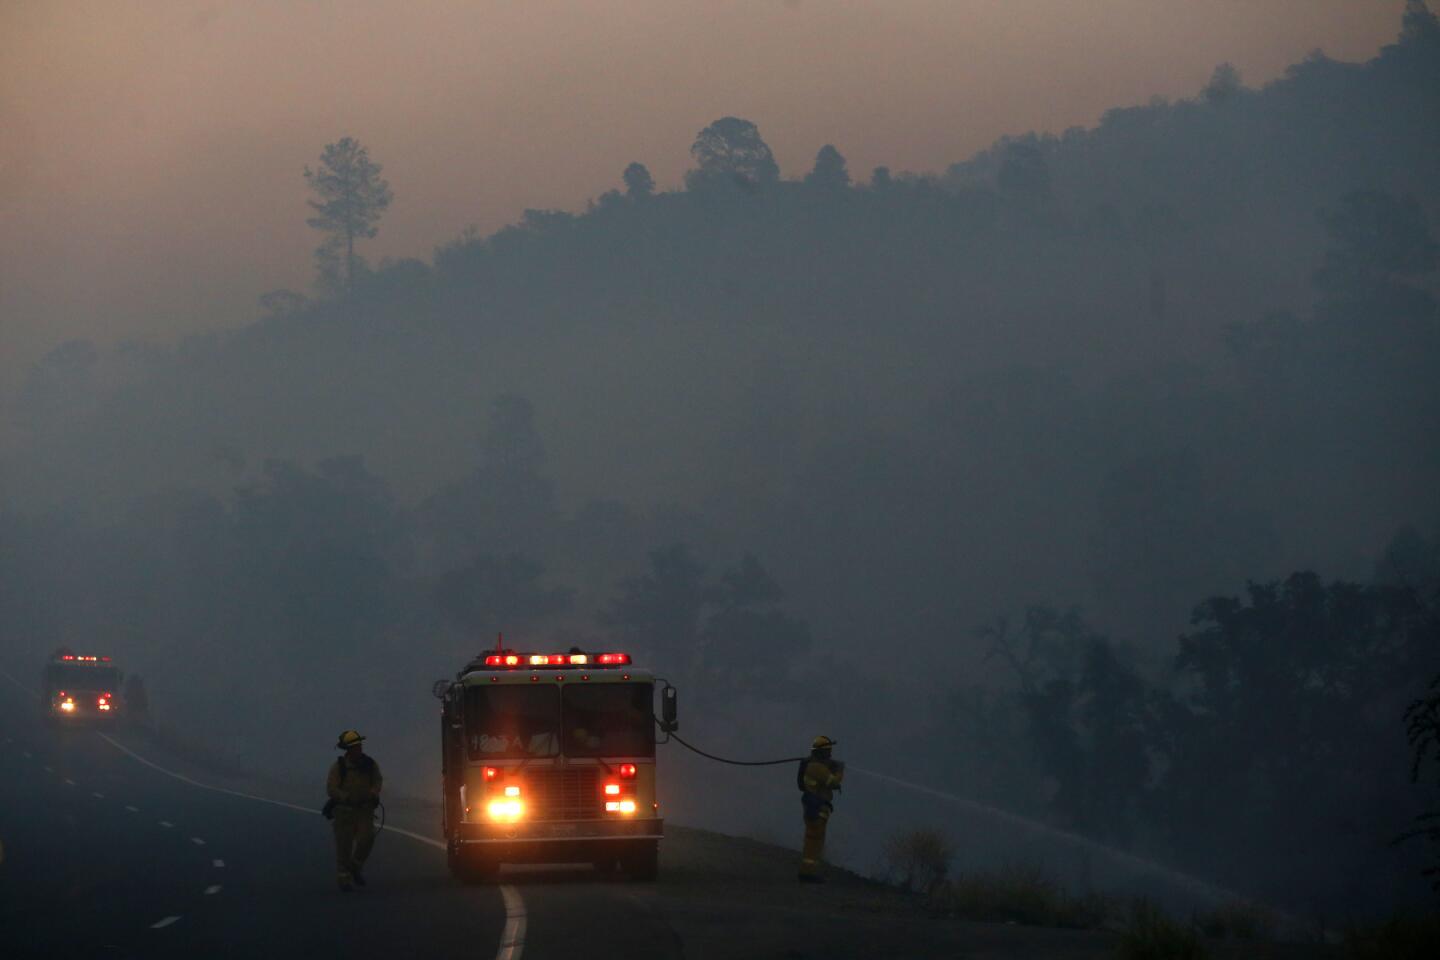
left=0, top=671, right=687, bottom=960
left=3, top=667, right=1174, bottom=960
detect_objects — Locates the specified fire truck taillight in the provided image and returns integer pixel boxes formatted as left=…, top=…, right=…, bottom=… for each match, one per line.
left=604, top=783, right=621, bottom=796
left=619, top=763, right=637, bottom=779
left=605, top=799, right=638, bottom=815
left=487, top=798, right=524, bottom=821
left=483, top=766, right=500, bottom=781
left=504, top=785, right=521, bottom=798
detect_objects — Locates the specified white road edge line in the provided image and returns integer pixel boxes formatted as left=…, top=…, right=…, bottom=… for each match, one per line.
left=497, top=884, right=528, bottom=960
left=91, top=732, right=526, bottom=960
left=151, top=916, right=180, bottom=929
left=204, top=885, right=222, bottom=895
left=0, top=668, right=527, bottom=960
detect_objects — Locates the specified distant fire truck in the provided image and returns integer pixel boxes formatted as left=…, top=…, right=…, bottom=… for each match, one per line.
left=41, top=651, right=122, bottom=723
left=433, top=647, right=677, bottom=881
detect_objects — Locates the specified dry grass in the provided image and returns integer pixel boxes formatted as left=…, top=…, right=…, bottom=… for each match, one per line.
left=879, top=827, right=956, bottom=894
left=1194, top=900, right=1277, bottom=941
left=1116, top=899, right=1208, bottom=960
left=1343, top=911, right=1440, bottom=960
left=926, top=864, right=1114, bottom=929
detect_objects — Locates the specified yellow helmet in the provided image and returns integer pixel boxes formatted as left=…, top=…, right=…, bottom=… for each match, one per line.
left=337, top=729, right=366, bottom=749
left=812, top=735, right=837, bottom=751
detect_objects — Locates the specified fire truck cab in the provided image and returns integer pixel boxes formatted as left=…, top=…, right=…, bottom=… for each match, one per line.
left=434, top=649, right=672, bottom=881
left=42, top=652, right=122, bottom=723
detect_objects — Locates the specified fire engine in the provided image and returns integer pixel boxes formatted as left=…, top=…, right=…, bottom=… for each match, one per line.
left=433, top=647, right=678, bottom=881
left=42, top=652, right=122, bottom=723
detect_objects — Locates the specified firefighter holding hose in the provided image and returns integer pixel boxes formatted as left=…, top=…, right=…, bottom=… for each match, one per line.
left=797, top=735, right=844, bottom=882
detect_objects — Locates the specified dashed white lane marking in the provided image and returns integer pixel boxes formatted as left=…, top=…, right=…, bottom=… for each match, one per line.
left=150, top=916, right=180, bottom=929
left=158, top=820, right=174, bottom=828
left=92, top=732, right=529, bottom=960
left=43, top=765, right=53, bottom=773
left=191, top=837, right=206, bottom=846
left=213, top=859, right=225, bottom=868
left=125, top=805, right=139, bottom=813
left=92, top=792, right=105, bottom=799
left=63, top=778, right=76, bottom=786
left=22, top=751, right=31, bottom=758
left=204, top=885, right=221, bottom=895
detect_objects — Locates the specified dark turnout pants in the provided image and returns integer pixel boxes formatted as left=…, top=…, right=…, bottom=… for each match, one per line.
left=333, top=805, right=375, bottom=882
left=799, top=795, right=831, bottom=878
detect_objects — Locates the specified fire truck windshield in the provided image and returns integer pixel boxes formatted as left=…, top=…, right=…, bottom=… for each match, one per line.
left=464, top=682, right=655, bottom=760
left=561, top=683, right=654, bottom=758
left=465, top=686, right=560, bottom=759
left=45, top=663, right=120, bottom=690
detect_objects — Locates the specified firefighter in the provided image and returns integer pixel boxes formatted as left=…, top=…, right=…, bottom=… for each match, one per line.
left=327, top=729, right=383, bottom=892
left=797, top=735, right=844, bottom=883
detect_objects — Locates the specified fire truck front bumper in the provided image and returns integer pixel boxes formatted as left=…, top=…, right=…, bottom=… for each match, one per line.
left=456, top=817, right=663, bottom=846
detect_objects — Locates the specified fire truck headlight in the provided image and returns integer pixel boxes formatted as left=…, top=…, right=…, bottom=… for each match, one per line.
left=59, top=700, right=76, bottom=713
left=487, top=798, right=525, bottom=821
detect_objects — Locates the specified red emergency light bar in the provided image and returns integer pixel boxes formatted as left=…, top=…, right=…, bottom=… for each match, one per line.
left=481, top=652, right=630, bottom=669
left=58, top=654, right=111, bottom=662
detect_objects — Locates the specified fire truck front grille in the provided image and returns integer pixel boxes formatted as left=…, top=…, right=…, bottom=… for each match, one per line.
left=525, top=767, right=599, bottom=820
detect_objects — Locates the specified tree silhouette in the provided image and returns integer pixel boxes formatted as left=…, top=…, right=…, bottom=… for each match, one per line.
left=805, top=145, right=850, bottom=189
left=699, top=554, right=810, bottom=699
left=418, top=394, right=557, bottom=567
left=622, top=162, right=655, bottom=199
left=996, top=139, right=1053, bottom=219
left=1401, top=672, right=1440, bottom=889
left=685, top=117, right=779, bottom=190
left=304, top=137, right=393, bottom=293
left=1202, top=62, right=1244, bottom=104
left=602, top=543, right=712, bottom=675
left=1313, top=190, right=1438, bottom=300
left=434, top=553, right=573, bottom=638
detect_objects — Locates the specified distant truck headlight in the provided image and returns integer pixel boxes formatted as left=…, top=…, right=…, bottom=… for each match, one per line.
left=59, top=699, right=76, bottom=713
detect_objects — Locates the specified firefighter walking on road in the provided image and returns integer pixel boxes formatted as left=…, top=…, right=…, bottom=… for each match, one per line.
left=326, top=730, right=383, bottom=892
left=797, top=735, right=844, bottom=883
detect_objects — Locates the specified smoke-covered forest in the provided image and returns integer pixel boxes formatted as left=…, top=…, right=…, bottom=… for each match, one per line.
left=4, top=2, right=1439, bottom=922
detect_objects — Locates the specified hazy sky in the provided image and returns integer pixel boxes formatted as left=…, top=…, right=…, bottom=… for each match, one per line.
left=0, top=1, right=1407, bottom=381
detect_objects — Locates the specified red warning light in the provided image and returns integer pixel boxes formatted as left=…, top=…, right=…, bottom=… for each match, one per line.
left=619, top=763, right=637, bottom=779
left=596, top=653, right=631, bottom=666
left=483, top=767, right=500, bottom=781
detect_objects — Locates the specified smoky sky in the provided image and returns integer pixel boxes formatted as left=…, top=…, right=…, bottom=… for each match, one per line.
left=0, top=0, right=1405, bottom=381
